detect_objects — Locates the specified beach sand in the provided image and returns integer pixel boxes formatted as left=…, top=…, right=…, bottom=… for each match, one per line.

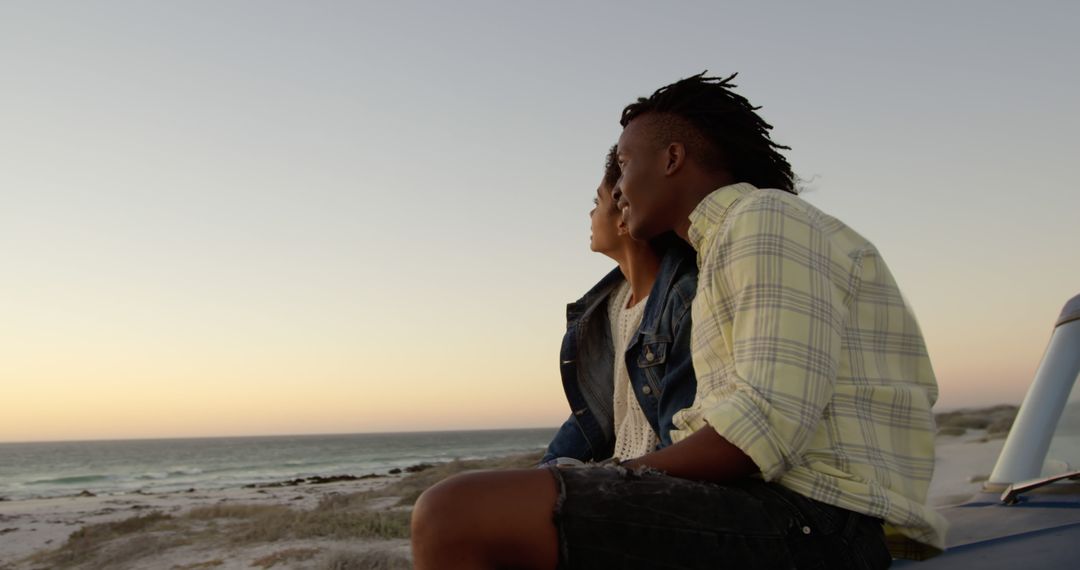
left=928, top=429, right=1007, bottom=506
left=0, top=476, right=410, bottom=569
left=0, top=422, right=1016, bottom=569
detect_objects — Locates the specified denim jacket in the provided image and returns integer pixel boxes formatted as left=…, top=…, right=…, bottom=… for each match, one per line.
left=542, top=238, right=698, bottom=464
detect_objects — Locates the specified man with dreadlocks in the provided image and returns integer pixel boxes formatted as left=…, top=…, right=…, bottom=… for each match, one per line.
left=410, top=73, right=945, bottom=569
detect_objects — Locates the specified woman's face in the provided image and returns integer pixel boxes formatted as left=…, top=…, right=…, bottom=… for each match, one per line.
left=589, top=181, right=625, bottom=254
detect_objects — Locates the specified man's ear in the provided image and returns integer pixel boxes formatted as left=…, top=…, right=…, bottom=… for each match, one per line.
left=665, top=142, right=686, bottom=176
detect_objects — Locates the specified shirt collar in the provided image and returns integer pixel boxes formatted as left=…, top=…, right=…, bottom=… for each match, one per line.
left=686, top=182, right=758, bottom=251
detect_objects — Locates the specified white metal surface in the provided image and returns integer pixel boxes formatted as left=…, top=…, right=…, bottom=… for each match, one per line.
left=990, top=294, right=1080, bottom=483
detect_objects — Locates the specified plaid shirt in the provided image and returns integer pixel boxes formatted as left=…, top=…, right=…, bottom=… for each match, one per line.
left=671, top=183, right=947, bottom=558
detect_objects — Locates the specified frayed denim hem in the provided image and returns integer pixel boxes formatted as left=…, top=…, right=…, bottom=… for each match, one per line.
left=546, top=463, right=667, bottom=569
left=546, top=465, right=570, bottom=570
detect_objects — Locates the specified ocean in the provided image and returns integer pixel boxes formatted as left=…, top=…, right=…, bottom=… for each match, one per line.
left=0, top=428, right=556, bottom=501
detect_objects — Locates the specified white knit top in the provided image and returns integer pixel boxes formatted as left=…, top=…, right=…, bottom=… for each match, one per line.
left=608, top=281, right=660, bottom=461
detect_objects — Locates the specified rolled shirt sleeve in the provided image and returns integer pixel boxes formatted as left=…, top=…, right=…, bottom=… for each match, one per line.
left=678, top=192, right=847, bottom=480
left=671, top=183, right=947, bottom=557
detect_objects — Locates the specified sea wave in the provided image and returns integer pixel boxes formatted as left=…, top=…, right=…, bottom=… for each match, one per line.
left=25, top=474, right=111, bottom=486
left=134, top=467, right=204, bottom=480
left=1, top=428, right=556, bottom=500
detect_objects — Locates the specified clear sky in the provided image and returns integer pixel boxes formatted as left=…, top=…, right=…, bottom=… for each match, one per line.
left=2, top=1, right=1077, bottom=442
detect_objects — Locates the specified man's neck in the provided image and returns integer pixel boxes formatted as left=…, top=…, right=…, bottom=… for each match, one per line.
left=674, top=216, right=695, bottom=243
left=673, top=177, right=732, bottom=242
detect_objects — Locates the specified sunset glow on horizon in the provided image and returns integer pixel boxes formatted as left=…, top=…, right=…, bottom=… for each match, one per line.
left=2, top=1, right=1078, bottom=443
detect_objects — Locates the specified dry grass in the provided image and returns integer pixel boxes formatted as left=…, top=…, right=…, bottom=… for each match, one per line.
left=95, top=533, right=193, bottom=568
left=312, top=452, right=542, bottom=512
left=936, top=405, right=1018, bottom=431
left=28, top=505, right=409, bottom=569
left=23, top=451, right=541, bottom=569
left=250, top=547, right=320, bottom=568
left=316, top=548, right=412, bottom=570
left=71, top=511, right=174, bottom=540
left=186, top=501, right=411, bottom=543
left=374, top=452, right=542, bottom=506
left=222, top=508, right=412, bottom=543
left=28, top=512, right=182, bottom=567
left=172, top=560, right=225, bottom=569
left=187, top=504, right=284, bottom=520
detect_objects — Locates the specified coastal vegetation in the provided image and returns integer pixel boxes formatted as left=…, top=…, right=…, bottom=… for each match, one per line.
left=22, top=452, right=542, bottom=569
left=935, top=405, right=1018, bottom=439
left=15, top=403, right=1032, bottom=569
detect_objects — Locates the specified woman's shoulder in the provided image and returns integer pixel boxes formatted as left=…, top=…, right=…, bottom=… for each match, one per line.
left=660, top=258, right=698, bottom=315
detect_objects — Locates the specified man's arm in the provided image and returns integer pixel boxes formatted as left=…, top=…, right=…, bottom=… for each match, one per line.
left=629, top=195, right=846, bottom=483
left=631, top=276, right=757, bottom=483
left=622, top=425, right=757, bottom=482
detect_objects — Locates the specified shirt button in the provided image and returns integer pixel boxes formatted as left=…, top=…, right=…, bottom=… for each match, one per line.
left=642, top=385, right=652, bottom=395
left=801, top=526, right=812, bottom=535
left=645, top=352, right=655, bottom=362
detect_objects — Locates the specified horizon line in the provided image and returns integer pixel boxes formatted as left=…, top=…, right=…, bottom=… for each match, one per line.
left=0, top=425, right=561, bottom=446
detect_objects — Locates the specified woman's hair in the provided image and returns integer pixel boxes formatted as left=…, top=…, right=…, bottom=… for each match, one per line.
left=602, top=143, right=621, bottom=190
left=620, top=72, right=796, bottom=194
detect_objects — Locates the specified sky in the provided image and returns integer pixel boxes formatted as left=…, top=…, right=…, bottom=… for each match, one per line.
left=2, top=1, right=1078, bottom=442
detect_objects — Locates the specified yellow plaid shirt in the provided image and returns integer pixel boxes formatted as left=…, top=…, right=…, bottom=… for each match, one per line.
left=671, top=183, right=947, bottom=558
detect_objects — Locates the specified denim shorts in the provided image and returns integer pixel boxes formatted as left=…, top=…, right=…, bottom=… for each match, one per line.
left=548, top=465, right=891, bottom=569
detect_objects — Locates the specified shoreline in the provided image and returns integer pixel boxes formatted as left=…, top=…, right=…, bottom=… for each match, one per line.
left=0, top=462, right=441, bottom=505
left=0, top=420, right=1014, bottom=568
left=1, top=453, right=541, bottom=569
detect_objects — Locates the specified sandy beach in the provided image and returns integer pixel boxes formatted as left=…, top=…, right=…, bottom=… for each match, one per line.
left=928, top=430, right=1008, bottom=506
left=0, top=474, right=412, bottom=569
left=1, top=415, right=1016, bottom=569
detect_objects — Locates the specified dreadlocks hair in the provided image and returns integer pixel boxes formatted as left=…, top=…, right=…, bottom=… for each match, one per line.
left=620, top=72, right=796, bottom=194
left=602, top=144, right=621, bottom=190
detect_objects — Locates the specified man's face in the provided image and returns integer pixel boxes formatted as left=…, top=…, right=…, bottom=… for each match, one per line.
left=615, top=118, right=676, bottom=240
